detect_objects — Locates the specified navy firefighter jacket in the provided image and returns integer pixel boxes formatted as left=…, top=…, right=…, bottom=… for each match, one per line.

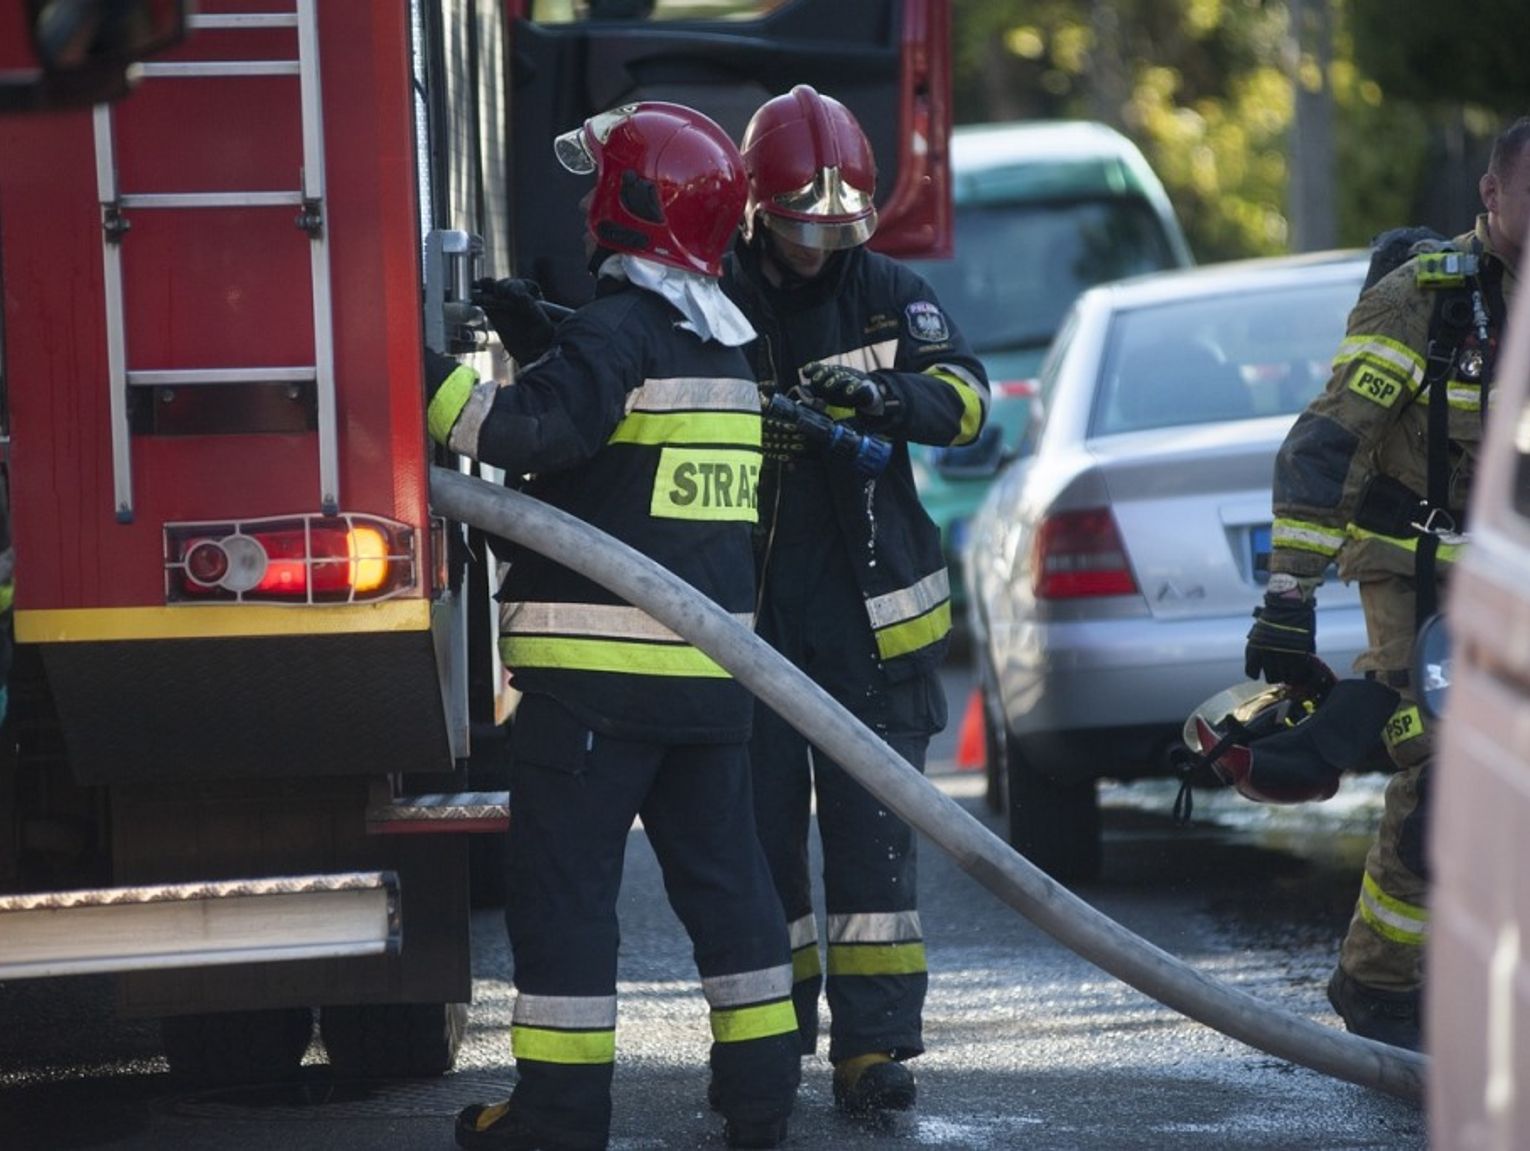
left=723, top=239, right=990, bottom=682
left=426, top=281, right=762, bottom=743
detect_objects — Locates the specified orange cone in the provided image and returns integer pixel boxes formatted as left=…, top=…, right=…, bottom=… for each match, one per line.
left=955, top=688, right=986, bottom=771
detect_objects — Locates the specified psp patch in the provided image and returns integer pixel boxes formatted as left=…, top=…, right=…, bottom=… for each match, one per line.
left=905, top=300, right=949, bottom=343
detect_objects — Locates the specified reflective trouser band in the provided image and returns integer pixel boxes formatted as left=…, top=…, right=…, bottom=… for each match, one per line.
left=787, top=914, right=821, bottom=982
left=873, top=600, right=951, bottom=661
left=792, top=943, right=822, bottom=982
left=711, top=999, right=799, bottom=1044
left=511, top=1025, right=617, bottom=1065
left=1358, top=872, right=1427, bottom=947
left=826, top=942, right=928, bottom=976
left=500, top=635, right=730, bottom=678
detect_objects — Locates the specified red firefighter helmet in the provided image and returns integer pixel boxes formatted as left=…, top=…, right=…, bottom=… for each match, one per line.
left=553, top=102, right=747, bottom=277
left=1180, top=658, right=1399, bottom=805
left=740, top=84, right=877, bottom=251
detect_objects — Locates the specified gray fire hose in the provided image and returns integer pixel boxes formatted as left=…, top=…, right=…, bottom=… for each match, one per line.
left=430, top=466, right=1426, bottom=1103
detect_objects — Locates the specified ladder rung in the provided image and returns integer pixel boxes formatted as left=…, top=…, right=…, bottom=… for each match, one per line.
left=128, top=368, right=316, bottom=387
left=119, top=191, right=305, bottom=210
left=190, top=14, right=300, bottom=30
left=140, top=60, right=300, bottom=79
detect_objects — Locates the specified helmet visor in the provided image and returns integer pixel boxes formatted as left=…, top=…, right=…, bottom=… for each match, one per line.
left=553, top=104, right=640, bottom=175
left=760, top=165, right=876, bottom=251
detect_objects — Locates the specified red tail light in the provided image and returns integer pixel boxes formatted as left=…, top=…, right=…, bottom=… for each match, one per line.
left=1031, top=508, right=1138, bottom=599
left=165, top=514, right=417, bottom=604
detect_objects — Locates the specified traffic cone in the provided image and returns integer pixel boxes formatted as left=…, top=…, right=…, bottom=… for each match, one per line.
left=955, top=688, right=985, bottom=771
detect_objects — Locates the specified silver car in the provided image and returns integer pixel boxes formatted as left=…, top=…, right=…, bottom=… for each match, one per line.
left=962, top=251, right=1373, bottom=881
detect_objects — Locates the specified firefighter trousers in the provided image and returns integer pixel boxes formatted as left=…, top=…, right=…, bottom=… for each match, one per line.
left=750, top=531, right=945, bottom=1066
left=501, top=693, right=800, bottom=1148
left=1339, top=573, right=1436, bottom=992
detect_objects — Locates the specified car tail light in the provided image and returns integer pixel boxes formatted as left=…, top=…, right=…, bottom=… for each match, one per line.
left=1031, top=508, right=1138, bottom=599
left=165, top=514, right=417, bottom=604
left=995, top=378, right=1037, bottom=400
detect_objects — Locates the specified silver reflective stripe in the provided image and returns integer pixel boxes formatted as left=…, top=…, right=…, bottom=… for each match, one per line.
left=788, top=913, right=819, bottom=950
left=827, top=910, right=923, bottom=944
left=865, top=569, right=950, bottom=630
left=702, top=964, right=794, bottom=1009
left=513, top=992, right=618, bottom=1029
left=628, top=376, right=759, bottom=414
left=501, top=601, right=754, bottom=640
left=800, top=338, right=899, bottom=379
left=446, top=380, right=499, bottom=458
left=1447, top=382, right=1482, bottom=410
left=1336, top=334, right=1425, bottom=390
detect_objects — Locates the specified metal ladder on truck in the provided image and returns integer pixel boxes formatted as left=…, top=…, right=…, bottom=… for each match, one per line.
left=93, top=0, right=339, bottom=522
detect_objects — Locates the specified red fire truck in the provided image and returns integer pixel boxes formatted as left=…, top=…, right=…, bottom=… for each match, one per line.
left=0, top=0, right=951, bottom=1081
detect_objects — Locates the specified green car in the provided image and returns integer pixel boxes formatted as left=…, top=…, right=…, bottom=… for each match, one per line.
left=907, top=120, right=1194, bottom=622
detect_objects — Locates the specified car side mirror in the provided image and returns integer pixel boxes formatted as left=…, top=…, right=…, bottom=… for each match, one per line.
left=1413, top=612, right=1451, bottom=721
left=931, top=422, right=1009, bottom=480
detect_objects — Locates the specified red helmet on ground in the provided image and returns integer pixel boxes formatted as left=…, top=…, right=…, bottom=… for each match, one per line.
left=554, top=102, right=747, bottom=277
left=740, top=84, right=877, bottom=251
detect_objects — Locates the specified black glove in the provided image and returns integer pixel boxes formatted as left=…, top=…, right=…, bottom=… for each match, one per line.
left=801, top=362, right=887, bottom=416
left=761, top=397, right=807, bottom=461
left=424, top=348, right=463, bottom=402
left=1244, top=591, right=1318, bottom=684
left=472, top=277, right=557, bottom=365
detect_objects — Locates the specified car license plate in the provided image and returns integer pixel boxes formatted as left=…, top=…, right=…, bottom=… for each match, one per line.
left=1250, top=524, right=1272, bottom=582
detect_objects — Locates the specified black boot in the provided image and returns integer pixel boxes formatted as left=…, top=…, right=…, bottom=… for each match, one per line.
left=723, top=1116, right=789, bottom=1149
left=455, top=1101, right=604, bottom=1151
left=1326, top=967, right=1422, bottom=1051
left=831, top=1053, right=917, bottom=1117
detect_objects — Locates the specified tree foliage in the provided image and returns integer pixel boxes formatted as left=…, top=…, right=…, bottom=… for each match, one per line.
left=1350, top=0, right=1530, bottom=112
left=951, top=0, right=1513, bottom=263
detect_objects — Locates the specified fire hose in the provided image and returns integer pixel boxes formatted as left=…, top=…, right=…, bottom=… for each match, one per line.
left=429, top=466, right=1426, bottom=1103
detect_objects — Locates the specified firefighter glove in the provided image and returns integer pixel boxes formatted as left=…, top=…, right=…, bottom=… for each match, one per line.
left=762, top=396, right=807, bottom=461
left=472, top=277, right=557, bottom=365
left=1244, top=590, right=1318, bottom=685
left=801, top=362, right=887, bottom=417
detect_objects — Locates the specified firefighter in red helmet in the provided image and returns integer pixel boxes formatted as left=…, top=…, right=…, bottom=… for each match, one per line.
left=721, top=85, right=990, bottom=1119
left=429, top=102, right=798, bottom=1151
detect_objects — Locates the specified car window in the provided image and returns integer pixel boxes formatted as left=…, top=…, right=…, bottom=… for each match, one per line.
left=1033, top=305, right=1080, bottom=439
left=908, top=197, right=1178, bottom=357
left=1091, top=275, right=1363, bottom=436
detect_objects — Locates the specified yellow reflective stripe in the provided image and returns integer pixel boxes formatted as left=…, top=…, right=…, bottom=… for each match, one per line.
left=873, top=600, right=951, bottom=660
left=0, top=584, right=12, bottom=614
left=1346, top=526, right=1466, bottom=564
left=1334, top=334, right=1424, bottom=389
left=511, top=1024, right=616, bottom=1065
left=927, top=366, right=984, bottom=445
left=609, top=410, right=761, bottom=448
left=792, top=944, right=822, bottom=982
left=710, top=999, right=798, bottom=1044
left=1272, top=517, right=1345, bottom=558
left=651, top=447, right=760, bottom=522
left=16, top=601, right=430, bottom=643
left=1446, top=381, right=1482, bottom=411
left=427, top=363, right=478, bottom=444
left=499, top=635, right=730, bottom=677
left=1383, top=704, right=1425, bottom=748
left=826, top=941, right=928, bottom=976
left=1357, top=872, right=1427, bottom=947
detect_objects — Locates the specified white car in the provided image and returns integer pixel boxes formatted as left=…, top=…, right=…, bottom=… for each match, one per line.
left=962, top=251, right=1373, bottom=881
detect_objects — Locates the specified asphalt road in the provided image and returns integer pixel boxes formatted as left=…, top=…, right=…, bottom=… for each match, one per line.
left=0, top=666, right=1427, bottom=1150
